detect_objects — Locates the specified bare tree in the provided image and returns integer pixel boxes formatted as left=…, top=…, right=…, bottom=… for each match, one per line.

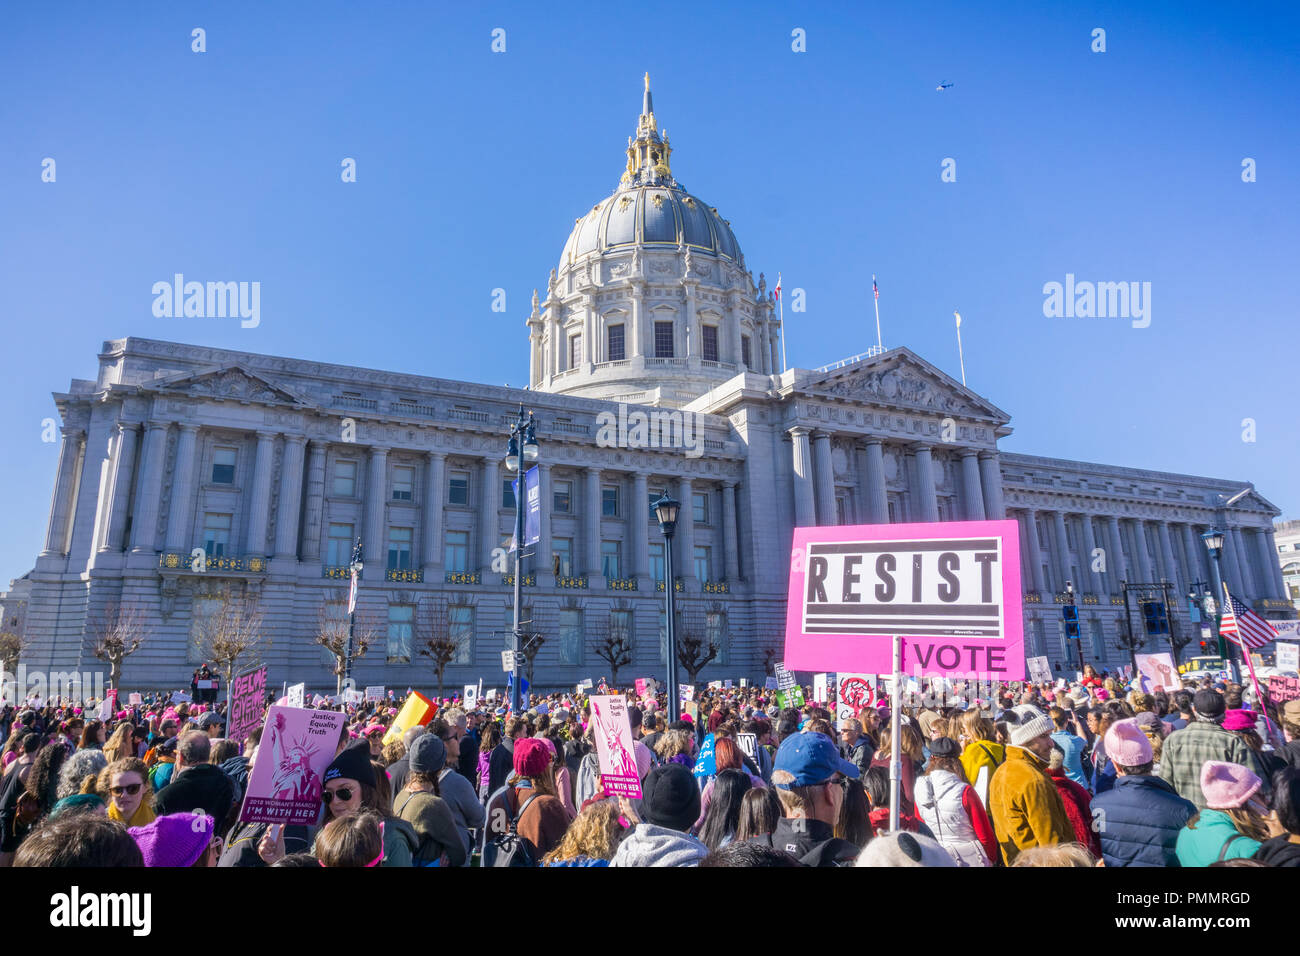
left=520, top=631, right=546, bottom=688
left=589, top=614, right=633, bottom=687
left=417, top=595, right=460, bottom=698
left=92, top=602, right=148, bottom=690
left=0, top=630, right=28, bottom=674
left=1114, top=619, right=1146, bottom=675
left=1168, top=615, right=1194, bottom=666
left=314, top=597, right=379, bottom=694
left=196, top=589, right=266, bottom=709
left=676, top=604, right=718, bottom=685
left=761, top=644, right=781, bottom=677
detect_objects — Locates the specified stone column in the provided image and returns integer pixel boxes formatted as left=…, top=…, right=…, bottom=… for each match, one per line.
left=1129, top=520, right=1153, bottom=583
left=1106, top=516, right=1129, bottom=585
left=100, top=422, right=141, bottom=552
left=812, top=431, right=835, bottom=525
left=301, top=440, right=328, bottom=563
left=1022, top=509, right=1048, bottom=595
left=1231, top=527, right=1257, bottom=599
left=244, top=431, right=277, bottom=557
left=129, top=423, right=168, bottom=553
left=43, top=426, right=86, bottom=556
left=422, top=451, right=444, bottom=573
left=163, top=424, right=200, bottom=551
left=960, top=450, right=985, bottom=521
left=1051, top=510, right=1071, bottom=591
left=1263, top=530, right=1288, bottom=599
left=862, top=439, right=889, bottom=523
left=978, top=451, right=1005, bottom=519
left=677, top=476, right=697, bottom=587
left=721, top=480, right=740, bottom=581
left=789, top=427, right=815, bottom=528
left=363, top=446, right=388, bottom=580
left=481, top=456, right=500, bottom=571
left=630, top=471, right=648, bottom=579
left=1181, top=524, right=1206, bottom=587
left=912, top=443, right=939, bottom=523
left=536, top=463, right=553, bottom=581
left=1156, top=521, right=1178, bottom=585
left=274, top=435, right=306, bottom=559
left=1080, top=514, right=1105, bottom=595
left=629, top=282, right=644, bottom=359
left=584, top=466, right=602, bottom=578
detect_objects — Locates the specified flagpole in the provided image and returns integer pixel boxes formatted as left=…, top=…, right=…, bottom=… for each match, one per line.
left=1224, top=583, right=1280, bottom=741
left=955, top=311, right=966, bottom=387
left=872, top=275, right=883, bottom=352
left=778, top=272, right=787, bottom=372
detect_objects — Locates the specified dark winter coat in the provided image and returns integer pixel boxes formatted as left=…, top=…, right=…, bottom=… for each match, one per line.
left=1090, top=774, right=1197, bottom=867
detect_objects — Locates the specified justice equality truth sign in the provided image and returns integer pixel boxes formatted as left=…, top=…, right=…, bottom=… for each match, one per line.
left=784, top=519, right=1025, bottom=680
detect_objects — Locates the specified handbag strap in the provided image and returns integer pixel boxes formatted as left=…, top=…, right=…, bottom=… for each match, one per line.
left=1217, top=832, right=1246, bottom=863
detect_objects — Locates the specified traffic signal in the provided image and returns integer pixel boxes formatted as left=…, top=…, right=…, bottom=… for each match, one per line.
left=1062, top=603, right=1080, bottom=639
left=1141, top=601, right=1169, bottom=636
left=1200, top=640, right=1209, bottom=652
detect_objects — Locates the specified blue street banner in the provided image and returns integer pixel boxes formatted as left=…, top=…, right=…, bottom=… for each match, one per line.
left=510, top=466, right=541, bottom=551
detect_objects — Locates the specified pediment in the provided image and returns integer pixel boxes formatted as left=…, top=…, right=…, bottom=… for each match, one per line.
left=801, top=348, right=1010, bottom=423
left=142, top=365, right=314, bottom=408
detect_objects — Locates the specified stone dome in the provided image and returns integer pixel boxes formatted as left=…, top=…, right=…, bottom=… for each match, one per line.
left=560, top=184, right=740, bottom=268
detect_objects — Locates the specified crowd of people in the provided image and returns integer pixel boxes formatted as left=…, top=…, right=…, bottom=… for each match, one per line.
left=2, top=662, right=1298, bottom=868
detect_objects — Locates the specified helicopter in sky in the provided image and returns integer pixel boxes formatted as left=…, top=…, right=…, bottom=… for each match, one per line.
left=936, top=81, right=954, bottom=91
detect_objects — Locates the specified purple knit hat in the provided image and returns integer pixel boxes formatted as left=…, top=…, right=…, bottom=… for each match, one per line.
left=1200, top=761, right=1262, bottom=810
left=130, top=812, right=215, bottom=867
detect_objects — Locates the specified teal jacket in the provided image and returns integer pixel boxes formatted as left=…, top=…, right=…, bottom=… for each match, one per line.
left=1174, top=809, right=1263, bottom=867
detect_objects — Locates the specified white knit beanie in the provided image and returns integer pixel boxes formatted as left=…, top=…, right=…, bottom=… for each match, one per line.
left=1008, top=704, right=1054, bottom=748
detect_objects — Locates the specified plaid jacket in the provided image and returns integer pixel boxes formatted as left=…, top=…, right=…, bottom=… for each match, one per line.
left=1158, top=720, right=1268, bottom=811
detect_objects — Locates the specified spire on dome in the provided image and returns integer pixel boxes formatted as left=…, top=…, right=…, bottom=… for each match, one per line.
left=622, top=74, right=674, bottom=187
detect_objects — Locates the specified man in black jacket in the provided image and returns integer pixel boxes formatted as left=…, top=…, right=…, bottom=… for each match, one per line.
left=154, top=730, right=236, bottom=824
left=487, top=716, right=523, bottom=796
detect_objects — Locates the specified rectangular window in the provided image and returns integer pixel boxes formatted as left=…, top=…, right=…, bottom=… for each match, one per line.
left=707, top=611, right=727, bottom=667
left=654, top=321, right=674, bottom=358
left=702, top=325, right=719, bottom=363
left=212, top=447, right=236, bottom=484
left=692, top=492, right=708, bottom=525
left=202, top=513, right=231, bottom=558
left=649, top=542, right=665, bottom=582
left=741, top=335, right=752, bottom=368
left=559, top=609, right=582, bottom=665
left=552, top=538, right=573, bottom=577
left=444, top=530, right=469, bottom=572
left=502, top=477, right=516, bottom=510
left=836, top=496, right=847, bottom=526
left=607, top=324, right=625, bottom=362
left=1089, top=618, right=1104, bottom=660
left=189, top=597, right=222, bottom=664
left=392, top=465, right=414, bottom=501
left=611, top=609, right=632, bottom=647
left=387, top=527, right=413, bottom=570
left=601, top=485, right=619, bottom=517
left=887, top=497, right=898, bottom=523
left=386, top=605, right=414, bottom=664
left=327, top=523, right=354, bottom=566
left=332, top=460, right=357, bottom=497
left=601, top=540, right=621, bottom=579
left=449, top=606, right=474, bottom=664
left=694, top=545, right=712, bottom=582
left=553, top=480, right=572, bottom=514
left=569, top=334, right=582, bottom=369
left=448, top=471, right=469, bottom=506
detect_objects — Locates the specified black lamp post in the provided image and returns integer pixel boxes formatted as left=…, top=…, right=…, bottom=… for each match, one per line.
left=654, top=494, right=681, bottom=721
left=504, top=406, right=539, bottom=715
left=343, top=539, right=364, bottom=688
left=1201, top=530, right=1239, bottom=683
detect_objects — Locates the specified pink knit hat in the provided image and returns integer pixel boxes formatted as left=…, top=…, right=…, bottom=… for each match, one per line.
left=1104, top=719, right=1152, bottom=767
left=130, top=812, right=215, bottom=867
left=1200, top=761, right=1262, bottom=810
left=1221, top=710, right=1258, bottom=732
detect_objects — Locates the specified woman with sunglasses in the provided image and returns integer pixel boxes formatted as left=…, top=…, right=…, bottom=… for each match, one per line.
left=97, top=757, right=155, bottom=827
left=314, top=740, right=416, bottom=867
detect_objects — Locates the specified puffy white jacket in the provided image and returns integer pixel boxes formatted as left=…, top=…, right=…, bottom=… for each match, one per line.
left=915, top=770, right=990, bottom=867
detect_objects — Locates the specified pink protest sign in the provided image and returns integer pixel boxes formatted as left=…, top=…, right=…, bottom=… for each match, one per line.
left=784, top=520, right=1024, bottom=680
left=635, top=678, right=648, bottom=698
left=227, top=666, right=268, bottom=746
left=588, top=694, right=642, bottom=799
left=240, top=705, right=345, bottom=826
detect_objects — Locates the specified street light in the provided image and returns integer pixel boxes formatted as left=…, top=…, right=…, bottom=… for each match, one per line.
left=505, top=406, right=539, bottom=715
left=344, top=539, right=364, bottom=687
left=654, top=494, right=681, bottom=721
left=1064, top=580, right=1085, bottom=673
left=1201, top=530, right=1239, bottom=683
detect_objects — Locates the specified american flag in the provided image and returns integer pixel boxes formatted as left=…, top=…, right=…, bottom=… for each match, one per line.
left=873, top=277, right=879, bottom=300
left=1219, top=586, right=1277, bottom=649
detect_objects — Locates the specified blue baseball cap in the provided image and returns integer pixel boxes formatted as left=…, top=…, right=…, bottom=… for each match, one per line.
left=774, top=731, right=860, bottom=787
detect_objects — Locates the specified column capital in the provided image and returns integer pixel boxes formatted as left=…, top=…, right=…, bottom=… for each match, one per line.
left=424, top=448, right=445, bottom=461
left=909, top=441, right=933, bottom=454
left=721, top=478, right=737, bottom=489
left=958, top=447, right=980, bottom=460
left=308, top=438, right=330, bottom=451
left=254, top=430, right=278, bottom=441
left=115, top=421, right=142, bottom=435
left=281, top=433, right=308, bottom=447
left=368, top=444, right=391, bottom=456
left=788, top=425, right=812, bottom=438
left=176, top=422, right=200, bottom=435
left=811, top=430, right=833, bottom=441
left=977, top=449, right=1000, bottom=461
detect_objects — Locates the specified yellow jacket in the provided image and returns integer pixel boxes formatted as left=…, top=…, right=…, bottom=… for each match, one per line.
left=960, top=740, right=1003, bottom=788
left=988, top=745, right=1073, bottom=864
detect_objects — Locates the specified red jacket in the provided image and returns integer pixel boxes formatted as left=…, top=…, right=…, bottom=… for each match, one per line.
left=1046, top=765, right=1102, bottom=858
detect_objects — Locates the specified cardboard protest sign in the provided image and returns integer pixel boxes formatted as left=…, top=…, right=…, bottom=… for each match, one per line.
left=228, top=667, right=268, bottom=745
left=836, top=674, right=874, bottom=721
left=679, top=683, right=695, bottom=702
left=1268, top=675, right=1299, bottom=706
left=1026, top=656, right=1052, bottom=685
left=588, top=695, right=642, bottom=799
left=364, top=685, right=384, bottom=701
left=1134, top=653, right=1178, bottom=692
left=128, top=693, right=142, bottom=706
left=286, top=683, right=306, bottom=709
left=785, top=520, right=1024, bottom=679
left=97, top=696, right=113, bottom=722
left=635, top=678, right=648, bottom=697
left=812, top=673, right=829, bottom=704
left=341, top=688, right=363, bottom=705
left=774, top=663, right=796, bottom=691
left=764, top=676, right=778, bottom=690
left=170, top=691, right=191, bottom=704
left=501, top=650, right=516, bottom=672
left=485, top=688, right=498, bottom=702
left=240, top=706, right=346, bottom=825
left=1278, top=642, right=1299, bottom=673
left=579, top=678, right=594, bottom=689
left=723, top=679, right=733, bottom=689
left=463, top=684, right=479, bottom=709
left=736, top=733, right=758, bottom=761
left=382, top=691, right=435, bottom=746
left=682, top=699, right=698, bottom=721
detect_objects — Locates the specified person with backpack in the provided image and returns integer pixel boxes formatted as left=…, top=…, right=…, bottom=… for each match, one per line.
left=914, top=737, right=997, bottom=867
left=1175, top=761, right=1279, bottom=866
left=484, top=737, right=568, bottom=866
left=392, top=735, right=466, bottom=867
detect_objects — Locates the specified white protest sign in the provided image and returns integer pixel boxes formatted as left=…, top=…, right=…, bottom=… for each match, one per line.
left=812, top=673, right=829, bottom=703
left=485, top=688, right=498, bottom=702
left=463, top=684, right=479, bottom=708
left=342, top=689, right=363, bottom=705
left=1026, top=656, right=1052, bottom=685
left=580, top=678, right=594, bottom=689
left=287, top=683, right=306, bottom=709
left=723, top=679, right=733, bottom=690
left=501, top=651, right=515, bottom=672
left=1277, top=642, right=1299, bottom=673
left=836, top=673, right=875, bottom=721
left=1134, top=653, right=1178, bottom=693
left=364, top=685, right=384, bottom=701
left=128, top=693, right=142, bottom=706
left=170, top=691, right=191, bottom=704
left=775, top=664, right=796, bottom=691
left=679, top=683, right=695, bottom=702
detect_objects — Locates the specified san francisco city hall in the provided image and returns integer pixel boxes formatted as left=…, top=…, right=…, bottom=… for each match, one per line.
left=15, top=81, right=1295, bottom=691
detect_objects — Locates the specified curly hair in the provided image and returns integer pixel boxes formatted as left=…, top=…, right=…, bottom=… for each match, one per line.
left=25, top=743, right=70, bottom=814
left=654, top=729, right=694, bottom=761
left=58, top=748, right=108, bottom=800
left=541, top=800, right=623, bottom=864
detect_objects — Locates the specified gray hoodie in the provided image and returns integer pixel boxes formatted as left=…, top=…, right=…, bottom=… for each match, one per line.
left=610, top=824, right=709, bottom=867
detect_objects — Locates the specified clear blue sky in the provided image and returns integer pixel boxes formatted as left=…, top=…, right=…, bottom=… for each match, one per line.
left=1, top=1, right=1296, bottom=585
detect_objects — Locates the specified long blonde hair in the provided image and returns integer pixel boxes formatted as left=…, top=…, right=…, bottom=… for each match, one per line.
left=541, top=801, right=622, bottom=864
left=103, top=723, right=136, bottom=764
